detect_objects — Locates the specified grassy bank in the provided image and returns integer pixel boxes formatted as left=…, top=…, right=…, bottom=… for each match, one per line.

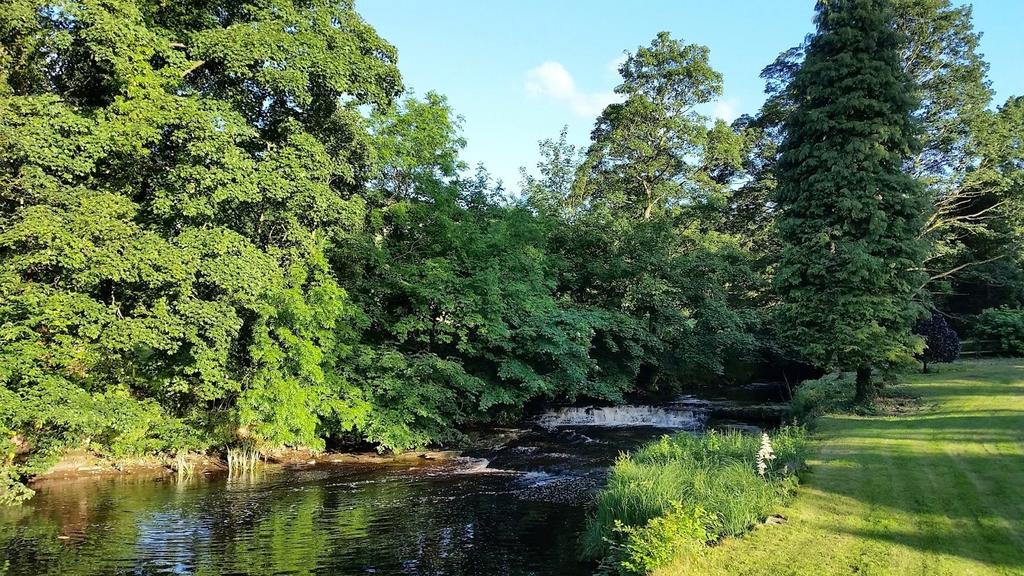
left=583, top=428, right=809, bottom=574
left=655, top=359, right=1024, bottom=575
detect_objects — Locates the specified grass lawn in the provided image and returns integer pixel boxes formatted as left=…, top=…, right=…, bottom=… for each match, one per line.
left=656, top=359, right=1024, bottom=576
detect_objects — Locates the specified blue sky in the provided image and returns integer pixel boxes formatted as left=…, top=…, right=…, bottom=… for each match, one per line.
left=359, top=1, right=1024, bottom=192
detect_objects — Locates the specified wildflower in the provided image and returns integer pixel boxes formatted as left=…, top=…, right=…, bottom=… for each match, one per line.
left=756, top=433, right=776, bottom=477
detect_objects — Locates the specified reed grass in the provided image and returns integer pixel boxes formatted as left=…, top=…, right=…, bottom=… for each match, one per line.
left=226, top=442, right=261, bottom=475
left=173, top=452, right=196, bottom=477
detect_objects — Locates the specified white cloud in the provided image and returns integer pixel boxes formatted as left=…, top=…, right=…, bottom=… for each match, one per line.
left=713, top=97, right=741, bottom=123
left=525, top=61, right=621, bottom=118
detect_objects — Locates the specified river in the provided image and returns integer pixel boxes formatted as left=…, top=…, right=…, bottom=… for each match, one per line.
left=0, top=383, right=787, bottom=575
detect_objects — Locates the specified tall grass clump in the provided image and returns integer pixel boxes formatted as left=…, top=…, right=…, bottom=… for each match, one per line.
left=226, top=441, right=261, bottom=476
left=584, top=428, right=808, bottom=575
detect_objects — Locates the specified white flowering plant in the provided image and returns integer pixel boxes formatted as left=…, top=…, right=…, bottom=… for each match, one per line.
left=756, top=432, right=777, bottom=478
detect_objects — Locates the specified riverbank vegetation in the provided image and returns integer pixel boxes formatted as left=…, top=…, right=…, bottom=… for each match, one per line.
left=3, top=0, right=1023, bottom=506
left=583, top=428, right=809, bottom=575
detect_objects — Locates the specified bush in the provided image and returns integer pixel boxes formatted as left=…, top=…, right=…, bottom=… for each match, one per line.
left=791, top=373, right=855, bottom=419
left=583, top=428, right=808, bottom=573
left=1, top=428, right=34, bottom=505
left=974, top=307, right=1024, bottom=355
left=913, top=314, right=960, bottom=370
left=600, top=503, right=713, bottom=576
left=0, top=380, right=208, bottom=503
left=0, top=466, right=34, bottom=506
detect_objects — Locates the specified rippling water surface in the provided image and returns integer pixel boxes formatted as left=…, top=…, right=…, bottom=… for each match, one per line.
left=1, top=428, right=671, bottom=576
left=1, top=385, right=786, bottom=575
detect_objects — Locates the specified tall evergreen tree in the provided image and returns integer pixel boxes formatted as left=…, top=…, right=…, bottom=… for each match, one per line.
left=774, top=0, right=929, bottom=399
left=743, top=0, right=1023, bottom=313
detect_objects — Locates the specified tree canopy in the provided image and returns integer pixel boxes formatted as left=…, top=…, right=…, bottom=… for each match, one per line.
left=1, top=0, right=1020, bottom=504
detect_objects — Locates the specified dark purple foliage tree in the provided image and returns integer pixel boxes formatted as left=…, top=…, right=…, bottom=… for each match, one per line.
left=914, top=314, right=961, bottom=372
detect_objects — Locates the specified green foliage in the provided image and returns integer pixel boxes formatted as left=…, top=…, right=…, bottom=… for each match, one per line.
left=774, top=0, right=929, bottom=388
left=747, top=0, right=1024, bottom=336
left=0, top=468, right=34, bottom=505
left=352, top=349, right=482, bottom=450
left=547, top=210, right=759, bottom=389
left=0, top=418, right=33, bottom=504
left=0, top=0, right=405, bottom=491
left=370, top=91, right=466, bottom=200
left=575, top=32, right=743, bottom=222
left=239, top=252, right=370, bottom=450
left=354, top=161, right=664, bottom=439
left=583, top=428, right=808, bottom=569
left=791, top=374, right=857, bottom=420
left=546, top=32, right=768, bottom=389
left=0, top=377, right=206, bottom=501
left=974, top=307, right=1024, bottom=355
left=896, top=2, right=1024, bottom=309
left=600, top=503, right=713, bottom=576
left=521, top=126, right=582, bottom=219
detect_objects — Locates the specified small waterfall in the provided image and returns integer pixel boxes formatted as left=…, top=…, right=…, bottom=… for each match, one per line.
left=534, top=405, right=708, bottom=430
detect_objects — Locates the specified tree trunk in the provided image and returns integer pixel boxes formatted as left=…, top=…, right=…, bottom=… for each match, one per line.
left=855, top=366, right=873, bottom=402
left=922, top=361, right=929, bottom=374
left=641, top=179, right=654, bottom=220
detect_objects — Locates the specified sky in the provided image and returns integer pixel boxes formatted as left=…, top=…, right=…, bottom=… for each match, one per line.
left=358, top=1, right=1024, bottom=192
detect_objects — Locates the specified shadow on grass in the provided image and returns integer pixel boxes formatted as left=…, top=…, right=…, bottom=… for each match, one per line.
left=831, top=523, right=1024, bottom=569
left=820, top=413, right=1024, bottom=445
left=806, top=451, right=1024, bottom=568
left=804, top=366, right=1024, bottom=569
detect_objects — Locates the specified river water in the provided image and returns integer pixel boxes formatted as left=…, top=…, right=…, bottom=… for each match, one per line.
left=0, top=383, right=787, bottom=576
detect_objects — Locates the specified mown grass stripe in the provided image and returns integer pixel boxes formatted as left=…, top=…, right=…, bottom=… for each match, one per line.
left=654, top=359, right=1024, bottom=576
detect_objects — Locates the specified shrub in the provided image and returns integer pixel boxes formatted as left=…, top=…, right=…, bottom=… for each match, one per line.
left=0, top=380, right=208, bottom=503
left=913, top=314, right=960, bottom=371
left=0, top=466, right=34, bottom=506
left=1, top=428, right=34, bottom=505
left=791, top=373, right=855, bottom=419
left=584, top=428, right=808, bottom=573
left=974, top=307, right=1024, bottom=355
left=599, top=503, right=713, bottom=576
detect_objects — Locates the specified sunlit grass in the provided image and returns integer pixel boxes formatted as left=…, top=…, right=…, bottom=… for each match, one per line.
left=654, top=359, right=1024, bottom=575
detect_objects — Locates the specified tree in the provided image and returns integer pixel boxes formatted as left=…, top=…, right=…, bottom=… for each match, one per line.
left=368, top=91, right=466, bottom=203
left=745, top=0, right=1023, bottom=310
left=913, top=313, right=960, bottom=372
left=0, top=0, right=403, bottom=495
left=574, top=33, right=743, bottom=222
left=774, top=0, right=929, bottom=400
left=520, top=126, right=582, bottom=219
left=559, top=34, right=762, bottom=389
left=936, top=96, right=1024, bottom=317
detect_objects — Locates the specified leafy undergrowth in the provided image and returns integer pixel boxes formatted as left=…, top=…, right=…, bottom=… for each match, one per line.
left=582, top=428, right=809, bottom=575
left=791, top=372, right=924, bottom=420
left=654, top=359, right=1024, bottom=575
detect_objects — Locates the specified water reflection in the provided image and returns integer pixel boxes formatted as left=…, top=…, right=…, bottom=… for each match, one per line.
left=1, top=385, right=788, bottom=576
left=1, top=428, right=664, bottom=576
